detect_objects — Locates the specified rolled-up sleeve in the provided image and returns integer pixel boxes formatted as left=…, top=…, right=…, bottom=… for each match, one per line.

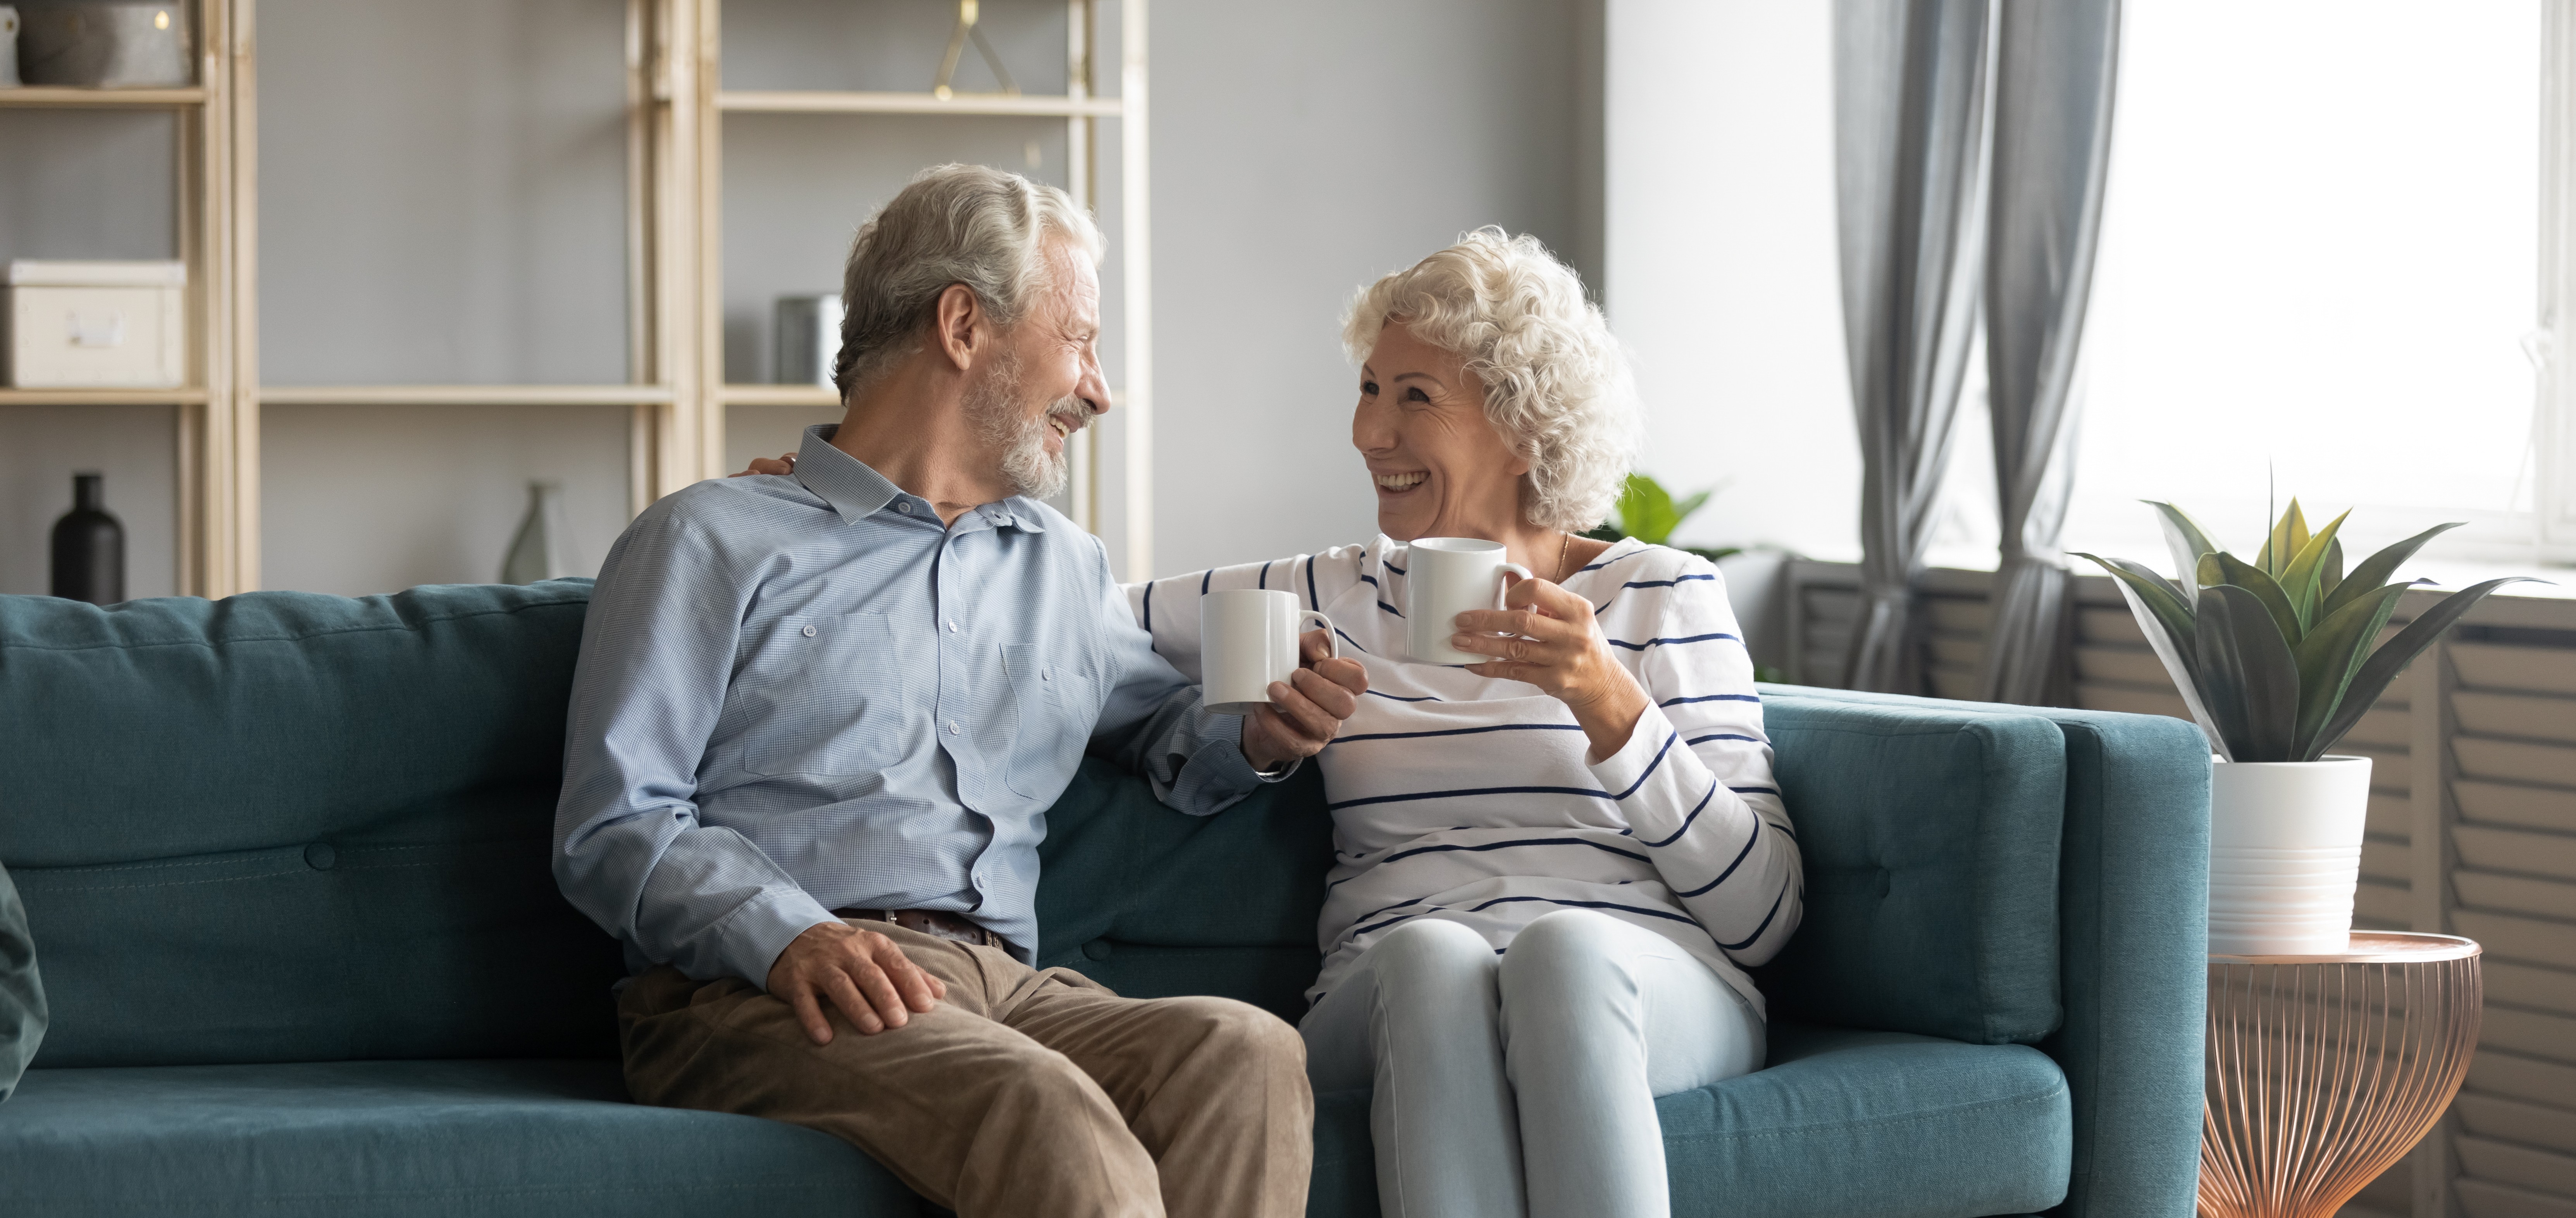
left=552, top=503, right=836, bottom=988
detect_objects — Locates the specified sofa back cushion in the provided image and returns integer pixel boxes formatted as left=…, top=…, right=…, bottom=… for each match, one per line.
left=0, top=584, right=624, bottom=1068
left=1755, top=691, right=2068, bottom=1045
left=1035, top=758, right=1335, bottom=1022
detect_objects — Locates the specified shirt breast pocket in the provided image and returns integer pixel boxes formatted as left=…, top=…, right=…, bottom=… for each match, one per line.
left=744, top=612, right=908, bottom=777
left=1001, top=643, right=1093, bottom=798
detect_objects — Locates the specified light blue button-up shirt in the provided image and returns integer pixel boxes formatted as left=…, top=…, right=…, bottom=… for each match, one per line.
left=554, top=425, right=1269, bottom=985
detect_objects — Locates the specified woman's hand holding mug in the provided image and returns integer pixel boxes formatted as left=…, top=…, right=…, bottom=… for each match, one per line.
left=1450, top=575, right=1648, bottom=763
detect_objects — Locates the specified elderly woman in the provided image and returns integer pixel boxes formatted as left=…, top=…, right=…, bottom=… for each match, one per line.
left=1129, top=228, right=1803, bottom=1218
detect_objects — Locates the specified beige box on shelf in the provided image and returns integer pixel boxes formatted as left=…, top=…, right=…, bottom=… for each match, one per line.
left=3, top=260, right=186, bottom=388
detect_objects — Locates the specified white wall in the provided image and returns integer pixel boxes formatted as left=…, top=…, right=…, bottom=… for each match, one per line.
left=1605, top=0, right=1855, bottom=561
left=1147, top=0, right=1597, bottom=577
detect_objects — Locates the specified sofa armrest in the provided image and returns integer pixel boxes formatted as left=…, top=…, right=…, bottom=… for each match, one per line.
left=2029, top=708, right=2209, bottom=1218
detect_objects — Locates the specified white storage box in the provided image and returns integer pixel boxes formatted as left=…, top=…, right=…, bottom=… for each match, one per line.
left=3, top=260, right=186, bottom=388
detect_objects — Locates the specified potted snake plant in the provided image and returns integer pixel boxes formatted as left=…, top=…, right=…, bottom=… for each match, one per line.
left=2077, top=501, right=2532, bottom=955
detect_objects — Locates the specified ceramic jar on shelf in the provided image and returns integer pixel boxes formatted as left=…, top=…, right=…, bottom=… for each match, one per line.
left=51, top=472, right=124, bottom=606
left=15, top=1, right=193, bottom=89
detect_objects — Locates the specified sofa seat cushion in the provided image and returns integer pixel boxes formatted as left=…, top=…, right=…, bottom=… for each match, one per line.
left=1657, top=1020, right=2074, bottom=1218
left=0, top=1059, right=922, bottom=1218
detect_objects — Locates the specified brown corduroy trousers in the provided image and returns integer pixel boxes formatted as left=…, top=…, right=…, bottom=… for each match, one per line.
left=617, top=921, right=1313, bottom=1218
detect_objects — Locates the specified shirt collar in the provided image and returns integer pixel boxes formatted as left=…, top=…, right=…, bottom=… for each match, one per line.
left=794, top=424, right=1047, bottom=532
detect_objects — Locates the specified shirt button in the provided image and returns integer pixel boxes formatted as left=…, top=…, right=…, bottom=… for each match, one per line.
left=948, top=720, right=961, bottom=735
left=895, top=501, right=912, bottom=513
left=801, top=625, right=816, bottom=637
left=947, top=620, right=960, bottom=634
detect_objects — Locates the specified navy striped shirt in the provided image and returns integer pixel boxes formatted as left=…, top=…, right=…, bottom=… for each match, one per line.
left=1130, top=536, right=1801, bottom=1014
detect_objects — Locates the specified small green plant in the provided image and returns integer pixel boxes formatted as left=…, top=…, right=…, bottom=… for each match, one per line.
left=2077, top=500, right=2533, bottom=763
left=1586, top=473, right=1742, bottom=564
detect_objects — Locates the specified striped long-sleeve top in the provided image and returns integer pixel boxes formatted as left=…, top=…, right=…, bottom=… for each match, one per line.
left=1127, top=534, right=1802, bottom=1014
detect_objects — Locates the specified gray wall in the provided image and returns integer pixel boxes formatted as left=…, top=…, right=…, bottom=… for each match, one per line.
left=258, top=0, right=631, bottom=386
left=1146, top=0, right=1598, bottom=576
left=2, top=0, right=1598, bottom=595
left=254, top=0, right=636, bottom=595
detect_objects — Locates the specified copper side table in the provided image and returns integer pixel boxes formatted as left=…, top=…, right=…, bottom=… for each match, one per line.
left=2199, top=932, right=2483, bottom=1218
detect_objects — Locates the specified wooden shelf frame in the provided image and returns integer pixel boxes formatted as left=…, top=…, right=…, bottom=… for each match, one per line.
left=258, top=385, right=679, bottom=407
left=23, top=0, right=1152, bottom=593
left=715, top=90, right=1123, bottom=118
left=720, top=384, right=840, bottom=407
left=0, top=86, right=210, bottom=108
left=0, top=388, right=212, bottom=405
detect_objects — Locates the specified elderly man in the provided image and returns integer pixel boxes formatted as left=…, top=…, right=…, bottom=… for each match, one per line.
left=554, top=163, right=1361, bottom=1218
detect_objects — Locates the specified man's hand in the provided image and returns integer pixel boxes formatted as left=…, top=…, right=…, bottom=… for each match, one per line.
left=766, top=920, right=949, bottom=1044
left=731, top=451, right=797, bottom=477
left=1239, top=629, right=1368, bottom=772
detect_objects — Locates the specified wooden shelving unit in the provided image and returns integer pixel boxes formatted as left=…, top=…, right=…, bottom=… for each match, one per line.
left=0, top=0, right=242, bottom=595
left=8, top=0, right=1153, bottom=594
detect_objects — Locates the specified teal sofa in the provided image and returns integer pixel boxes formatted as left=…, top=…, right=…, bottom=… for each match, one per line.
left=0, top=581, right=2210, bottom=1217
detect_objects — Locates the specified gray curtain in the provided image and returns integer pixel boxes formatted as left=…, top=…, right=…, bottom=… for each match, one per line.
left=1834, top=0, right=1992, bottom=694
left=1977, top=0, right=2120, bottom=706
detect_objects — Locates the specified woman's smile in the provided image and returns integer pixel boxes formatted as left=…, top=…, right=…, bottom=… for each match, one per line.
left=1372, top=470, right=1429, bottom=496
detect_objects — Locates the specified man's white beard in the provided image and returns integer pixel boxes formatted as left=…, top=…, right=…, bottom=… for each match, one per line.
left=965, top=353, right=1081, bottom=500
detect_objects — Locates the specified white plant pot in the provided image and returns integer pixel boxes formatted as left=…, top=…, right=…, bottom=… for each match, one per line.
left=2207, top=755, right=2373, bottom=956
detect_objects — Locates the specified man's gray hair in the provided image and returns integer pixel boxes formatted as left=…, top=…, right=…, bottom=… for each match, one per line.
left=832, top=163, right=1105, bottom=399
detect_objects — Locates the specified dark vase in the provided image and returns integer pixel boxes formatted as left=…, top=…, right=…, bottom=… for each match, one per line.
left=50, top=472, right=125, bottom=605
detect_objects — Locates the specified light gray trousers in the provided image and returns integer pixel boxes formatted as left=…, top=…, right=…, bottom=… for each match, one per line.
left=1300, top=909, right=1764, bottom=1218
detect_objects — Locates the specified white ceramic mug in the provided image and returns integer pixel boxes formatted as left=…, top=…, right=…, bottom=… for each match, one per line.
left=1202, top=589, right=1338, bottom=715
left=1403, top=538, right=1534, bottom=665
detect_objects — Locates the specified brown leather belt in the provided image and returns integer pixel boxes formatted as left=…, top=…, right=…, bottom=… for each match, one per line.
left=833, top=907, right=1004, bottom=950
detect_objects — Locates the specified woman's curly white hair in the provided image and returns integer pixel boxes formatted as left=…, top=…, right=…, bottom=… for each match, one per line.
left=1341, top=227, right=1639, bottom=534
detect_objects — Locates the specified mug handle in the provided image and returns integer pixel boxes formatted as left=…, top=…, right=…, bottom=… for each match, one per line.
left=1298, top=611, right=1341, bottom=660
left=1494, top=563, right=1534, bottom=608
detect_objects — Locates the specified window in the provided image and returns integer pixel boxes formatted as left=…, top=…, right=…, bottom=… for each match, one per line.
left=2056, top=0, right=2547, bottom=571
